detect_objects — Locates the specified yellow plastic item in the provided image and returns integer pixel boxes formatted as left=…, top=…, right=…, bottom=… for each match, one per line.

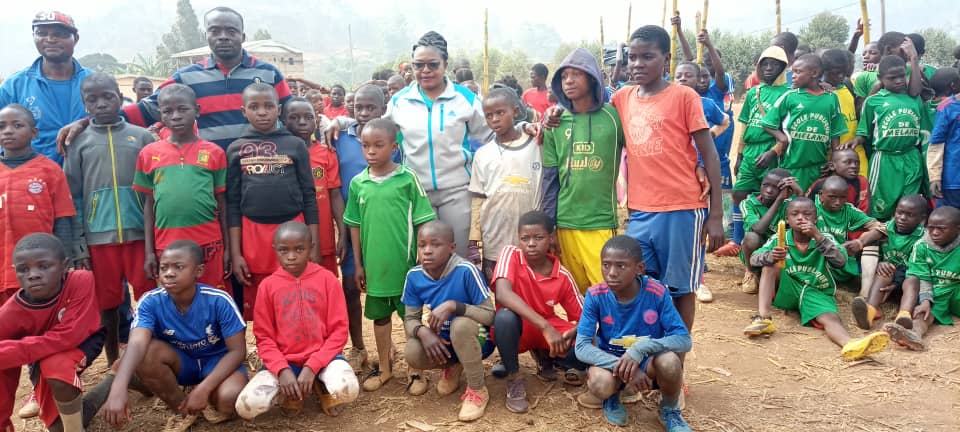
left=777, top=220, right=787, bottom=269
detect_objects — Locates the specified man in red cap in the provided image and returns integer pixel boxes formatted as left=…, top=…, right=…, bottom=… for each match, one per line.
left=0, top=11, right=91, bottom=166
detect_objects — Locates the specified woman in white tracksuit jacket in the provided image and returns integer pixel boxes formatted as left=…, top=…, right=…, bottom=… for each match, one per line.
left=384, top=31, right=492, bottom=257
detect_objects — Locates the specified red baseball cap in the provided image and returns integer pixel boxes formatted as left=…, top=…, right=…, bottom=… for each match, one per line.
left=32, top=11, right=77, bottom=33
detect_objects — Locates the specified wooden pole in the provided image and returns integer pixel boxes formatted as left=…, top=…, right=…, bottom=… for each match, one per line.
left=880, top=0, right=886, bottom=34
left=859, top=0, right=871, bottom=45
left=347, top=24, right=355, bottom=87
left=600, top=16, right=605, bottom=63
left=669, top=2, right=678, bottom=79
left=775, top=0, right=782, bottom=33
left=702, top=0, right=709, bottom=32
left=695, top=11, right=703, bottom=64
left=483, top=8, right=489, bottom=93
left=626, top=3, right=632, bottom=42
left=661, top=0, right=667, bottom=28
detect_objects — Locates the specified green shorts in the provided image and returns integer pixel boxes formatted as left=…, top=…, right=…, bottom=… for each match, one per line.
left=365, top=295, right=404, bottom=321
left=781, top=164, right=822, bottom=193
left=867, top=150, right=923, bottom=220
left=772, top=272, right=839, bottom=325
left=830, top=256, right=860, bottom=283
left=733, top=145, right=777, bottom=192
left=932, top=285, right=960, bottom=325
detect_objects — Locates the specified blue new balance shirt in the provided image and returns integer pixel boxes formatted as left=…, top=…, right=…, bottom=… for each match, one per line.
left=0, top=57, right=92, bottom=165
left=402, top=258, right=490, bottom=312
left=133, top=284, right=246, bottom=359
left=931, top=96, right=960, bottom=189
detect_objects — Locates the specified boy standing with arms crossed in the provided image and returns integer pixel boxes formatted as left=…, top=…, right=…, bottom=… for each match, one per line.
left=343, top=118, right=435, bottom=392
left=611, top=26, right=725, bottom=334
left=227, top=83, right=320, bottom=319
left=65, top=73, right=154, bottom=367
left=541, top=48, right=624, bottom=292
left=134, top=84, right=230, bottom=295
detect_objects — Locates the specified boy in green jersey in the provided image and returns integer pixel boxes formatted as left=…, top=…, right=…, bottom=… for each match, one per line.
left=738, top=168, right=801, bottom=294
left=884, top=206, right=960, bottom=351
left=743, top=198, right=889, bottom=360
left=731, top=46, right=790, bottom=254
left=343, top=118, right=436, bottom=391
left=852, top=195, right=928, bottom=330
left=762, top=54, right=848, bottom=192
left=815, top=176, right=887, bottom=284
left=850, top=55, right=925, bottom=220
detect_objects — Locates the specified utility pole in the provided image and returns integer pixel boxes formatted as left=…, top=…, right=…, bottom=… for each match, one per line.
left=348, top=24, right=355, bottom=88
left=880, top=0, right=886, bottom=34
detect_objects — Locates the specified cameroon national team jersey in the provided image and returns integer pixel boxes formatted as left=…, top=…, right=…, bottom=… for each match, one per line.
left=814, top=196, right=876, bottom=242
left=133, top=139, right=227, bottom=250
left=542, top=104, right=623, bottom=229
left=739, top=83, right=790, bottom=148
left=761, top=88, right=848, bottom=170
left=308, top=141, right=341, bottom=256
left=880, top=220, right=924, bottom=266
left=0, top=155, right=76, bottom=290
left=740, top=193, right=788, bottom=238
left=343, top=165, right=436, bottom=296
left=906, top=237, right=960, bottom=325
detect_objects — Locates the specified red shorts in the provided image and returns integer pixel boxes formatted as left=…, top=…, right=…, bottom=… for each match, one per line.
left=240, top=215, right=303, bottom=321
left=89, top=241, right=149, bottom=310
left=518, top=317, right=576, bottom=353
left=320, top=254, right=339, bottom=277
left=155, top=240, right=229, bottom=298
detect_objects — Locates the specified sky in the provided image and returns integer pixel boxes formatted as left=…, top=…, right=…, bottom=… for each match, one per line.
left=1, top=0, right=957, bottom=76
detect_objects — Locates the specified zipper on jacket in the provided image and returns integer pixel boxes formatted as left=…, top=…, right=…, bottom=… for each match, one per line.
left=427, top=106, right=438, bottom=190
left=439, top=104, right=445, bottom=132
left=107, top=126, right=124, bottom=242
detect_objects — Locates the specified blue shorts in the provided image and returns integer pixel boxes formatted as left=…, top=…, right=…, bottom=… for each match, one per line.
left=341, top=239, right=356, bottom=276
left=626, top=208, right=706, bottom=296
left=602, top=353, right=658, bottom=391
left=176, top=350, right=248, bottom=386
left=715, top=126, right=734, bottom=190
left=280, top=354, right=346, bottom=376
left=937, top=189, right=960, bottom=209
left=438, top=322, right=496, bottom=364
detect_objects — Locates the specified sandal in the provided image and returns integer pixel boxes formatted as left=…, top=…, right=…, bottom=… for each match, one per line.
left=361, top=367, right=392, bottom=392
left=562, top=368, right=585, bottom=386
left=315, top=382, right=348, bottom=416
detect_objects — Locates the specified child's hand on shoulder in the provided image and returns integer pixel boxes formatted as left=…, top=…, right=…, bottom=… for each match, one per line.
left=279, top=368, right=303, bottom=401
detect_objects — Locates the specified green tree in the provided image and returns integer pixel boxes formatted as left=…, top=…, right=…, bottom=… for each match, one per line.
left=78, top=53, right=122, bottom=74
left=253, top=29, right=272, bottom=41
left=917, top=28, right=959, bottom=67
left=711, top=30, right=773, bottom=96
left=123, top=54, right=170, bottom=77
left=798, top=12, right=849, bottom=51
left=156, top=0, right=205, bottom=69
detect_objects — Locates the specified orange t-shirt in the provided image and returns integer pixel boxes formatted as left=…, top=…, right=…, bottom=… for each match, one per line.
left=308, top=141, right=341, bottom=256
left=611, top=84, right=709, bottom=212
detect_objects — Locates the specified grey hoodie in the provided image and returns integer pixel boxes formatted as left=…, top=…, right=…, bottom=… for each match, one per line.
left=551, top=48, right=606, bottom=114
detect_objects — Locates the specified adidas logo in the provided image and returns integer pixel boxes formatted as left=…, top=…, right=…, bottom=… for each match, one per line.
left=796, top=103, right=804, bottom=110
left=883, top=102, right=890, bottom=107
left=602, top=315, right=615, bottom=325
left=358, top=196, right=366, bottom=206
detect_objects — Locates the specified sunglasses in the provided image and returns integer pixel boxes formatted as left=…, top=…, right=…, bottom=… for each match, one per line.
left=412, top=61, right=442, bottom=71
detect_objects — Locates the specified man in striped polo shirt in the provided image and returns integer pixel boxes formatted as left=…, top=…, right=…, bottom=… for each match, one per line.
left=58, top=6, right=292, bottom=151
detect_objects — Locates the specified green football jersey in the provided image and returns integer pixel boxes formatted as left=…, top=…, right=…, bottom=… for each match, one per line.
left=761, top=88, right=848, bottom=169
left=881, top=220, right=924, bottom=266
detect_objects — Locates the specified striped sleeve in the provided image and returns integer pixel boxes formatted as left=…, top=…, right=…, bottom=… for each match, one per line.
left=492, top=245, right=519, bottom=282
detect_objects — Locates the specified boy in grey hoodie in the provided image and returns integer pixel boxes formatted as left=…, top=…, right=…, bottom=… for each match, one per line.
left=540, top=48, right=625, bottom=294
left=63, top=72, right=155, bottom=366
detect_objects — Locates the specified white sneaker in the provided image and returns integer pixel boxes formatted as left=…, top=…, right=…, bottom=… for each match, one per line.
left=697, top=284, right=714, bottom=303
left=17, top=393, right=39, bottom=418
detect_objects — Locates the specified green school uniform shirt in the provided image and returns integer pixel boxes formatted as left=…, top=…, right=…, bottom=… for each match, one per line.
left=906, top=236, right=960, bottom=325
left=542, top=104, right=623, bottom=230
left=756, top=230, right=847, bottom=323
left=814, top=195, right=876, bottom=241
left=761, top=88, right=848, bottom=170
left=856, top=90, right=924, bottom=153
left=880, top=220, right=924, bottom=266
left=738, top=83, right=790, bottom=148
left=740, top=193, right=788, bottom=238
left=853, top=70, right=878, bottom=99
left=343, top=165, right=436, bottom=296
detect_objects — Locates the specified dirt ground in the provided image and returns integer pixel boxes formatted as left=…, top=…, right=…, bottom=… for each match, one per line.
left=11, top=254, right=960, bottom=432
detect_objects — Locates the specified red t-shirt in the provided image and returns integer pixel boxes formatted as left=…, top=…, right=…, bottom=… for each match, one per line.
left=309, top=141, right=341, bottom=256
left=522, top=88, right=551, bottom=117
left=0, top=156, right=76, bottom=290
left=492, top=245, right=583, bottom=322
left=324, top=103, right=349, bottom=119
left=744, top=72, right=761, bottom=92
left=611, top=84, right=709, bottom=212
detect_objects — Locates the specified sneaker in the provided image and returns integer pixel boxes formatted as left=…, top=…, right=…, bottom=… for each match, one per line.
left=491, top=362, right=508, bottom=378
left=17, top=393, right=39, bottom=419
left=602, top=394, right=627, bottom=427
left=620, top=389, right=642, bottom=404
left=162, top=414, right=198, bottom=432
left=407, top=372, right=429, bottom=396
left=658, top=406, right=693, bottom=432
left=712, top=240, right=741, bottom=257
left=458, top=386, right=489, bottom=422
left=246, top=348, right=263, bottom=373
left=743, top=315, right=775, bottom=337
left=894, top=310, right=914, bottom=330
left=741, top=272, right=759, bottom=294
left=346, top=347, right=369, bottom=372
left=505, top=377, right=529, bottom=413
left=696, top=284, right=714, bottom=303
left=576, top=391, right=603, bottom=409
left=202, top=406, right=232, bottom=424
left=840, top=331, right=889, bottom=360
left=883, top=322, right=925, bottom=351
left=851, top=297, right=877, bottom=330
left=437, top=363, right=463, bottom=396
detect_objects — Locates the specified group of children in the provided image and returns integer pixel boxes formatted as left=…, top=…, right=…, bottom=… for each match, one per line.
left=3, top=19, right=960, bottom=432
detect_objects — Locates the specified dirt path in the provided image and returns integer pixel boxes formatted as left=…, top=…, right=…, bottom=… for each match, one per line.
left=12, top=255, right=960, bottom=431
